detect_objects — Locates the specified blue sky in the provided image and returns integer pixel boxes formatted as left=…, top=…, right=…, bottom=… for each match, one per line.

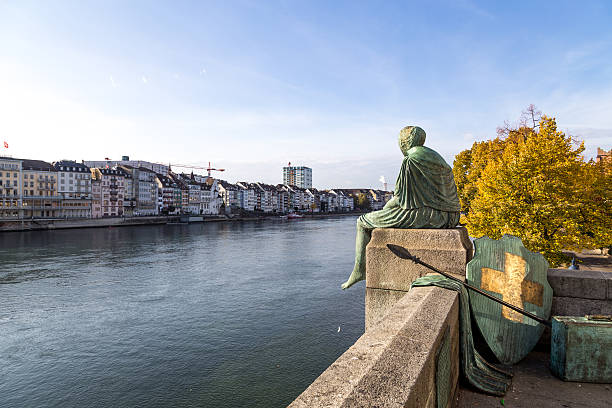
left=1, top=0, right=611, bottom=188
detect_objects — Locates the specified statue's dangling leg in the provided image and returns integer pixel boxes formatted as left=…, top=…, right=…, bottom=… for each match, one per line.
left=341, top=219, right=372, bottom=290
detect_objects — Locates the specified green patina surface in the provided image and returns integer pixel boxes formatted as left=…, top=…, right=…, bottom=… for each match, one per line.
left=551, top=316, right=612, bottom=383
left=412, top=275, right=512, bottom=396
left=466, top=235, right=553, bottom=365
left=342, top=126, right=461, bottom=289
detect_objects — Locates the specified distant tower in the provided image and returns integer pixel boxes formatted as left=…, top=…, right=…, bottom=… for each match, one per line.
left=379, top=175, right=387, bottom=191
left=283, top=163, right=312, bottom=188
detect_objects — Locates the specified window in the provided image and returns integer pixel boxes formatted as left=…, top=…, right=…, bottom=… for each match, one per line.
left=13, top=173, right=17, bottom=178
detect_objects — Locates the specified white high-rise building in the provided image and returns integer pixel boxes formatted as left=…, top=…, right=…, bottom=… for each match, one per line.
left=282, top=164, right=312, bottom=189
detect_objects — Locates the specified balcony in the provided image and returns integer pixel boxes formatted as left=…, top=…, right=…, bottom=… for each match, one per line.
left=22, top=196, right=61, bottom=200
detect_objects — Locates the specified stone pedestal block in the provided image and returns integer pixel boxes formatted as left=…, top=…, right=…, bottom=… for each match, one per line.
left=366, top=227, right=473, bottom=330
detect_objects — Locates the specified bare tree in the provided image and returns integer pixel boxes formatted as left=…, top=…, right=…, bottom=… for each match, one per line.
left=519, top=104, right=542, bottom=129
left=496, top=104, right=542, bottom=138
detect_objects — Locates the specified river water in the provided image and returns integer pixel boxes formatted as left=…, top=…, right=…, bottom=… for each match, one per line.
left=0, top=216, right=364, bottom=408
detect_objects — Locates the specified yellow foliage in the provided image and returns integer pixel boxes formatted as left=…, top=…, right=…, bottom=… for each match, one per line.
left=455, top=114, right=611, bottom=266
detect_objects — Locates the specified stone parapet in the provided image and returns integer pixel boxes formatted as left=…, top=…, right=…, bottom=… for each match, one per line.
left=547, top=269, right=612, bottom=300
left=289, top=286, right=460, bottom=408
left=365, top=227, right=472, bottom=329
left=540, top=268, right=612, bottom=345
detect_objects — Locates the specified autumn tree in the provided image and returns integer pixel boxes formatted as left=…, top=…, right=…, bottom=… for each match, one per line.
left=356, top=193, right=371, bottom=210
left=453, top=105, right=542, bottom=215
left=455, top=109, right=611, bottom=266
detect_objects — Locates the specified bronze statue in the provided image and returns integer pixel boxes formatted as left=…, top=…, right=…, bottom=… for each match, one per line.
left=341, top=126, right=462, bottom=289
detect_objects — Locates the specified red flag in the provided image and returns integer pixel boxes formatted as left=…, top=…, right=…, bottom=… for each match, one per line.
left=3, top=141, right=7, bottom=149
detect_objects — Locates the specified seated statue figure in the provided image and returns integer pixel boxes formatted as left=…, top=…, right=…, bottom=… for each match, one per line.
left=341, top=126, right=462, bottom=289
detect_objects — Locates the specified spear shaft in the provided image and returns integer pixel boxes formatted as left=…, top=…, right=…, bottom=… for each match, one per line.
left=387, top=244, right=552, bottom=328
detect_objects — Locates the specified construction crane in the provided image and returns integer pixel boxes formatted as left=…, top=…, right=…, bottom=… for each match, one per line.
left=169, top=162, right=225, bottom=177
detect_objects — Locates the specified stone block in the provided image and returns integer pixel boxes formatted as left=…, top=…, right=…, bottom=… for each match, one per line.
left=547, top=269, right=610, bottom=300
left=365, top=287, right=408, bottom=331
left=366, top=227, right=472, bottom=292
left=552, top=296, right=612, bottom=316
left=364, top=228, right=472, bottom=329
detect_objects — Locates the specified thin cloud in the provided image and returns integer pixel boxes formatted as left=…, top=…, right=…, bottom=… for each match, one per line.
left=109, top=76, right=117, bottom=88
left=141, top=76, right=148, bottom=84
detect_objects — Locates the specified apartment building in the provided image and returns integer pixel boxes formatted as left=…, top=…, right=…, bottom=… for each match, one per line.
left=21, top=159, right=60, bottom=218
left=0, top=157, right=22, bottom=219
left=156, top=174, right=182, bottom=214
left=53, top=160, right=92, bottom=218
left=117, top=167, right=136, bottom=216
left=282, top=165, right=312, bottom=189
left=217, top=180, right=240, bottom=213
left=119, top=166, right=157, bottom=216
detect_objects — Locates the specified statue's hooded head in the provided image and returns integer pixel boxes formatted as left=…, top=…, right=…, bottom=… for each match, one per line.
left=399, top=126, right=426, bottom=156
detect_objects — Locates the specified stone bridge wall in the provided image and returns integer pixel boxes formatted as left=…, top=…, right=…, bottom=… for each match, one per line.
left=290, top=228, right=611, bottom=407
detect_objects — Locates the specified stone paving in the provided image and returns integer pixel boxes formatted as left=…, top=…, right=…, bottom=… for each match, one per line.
left=456, top=351, right=611, bottom=407
left=458, top=253, right=611, bottom=407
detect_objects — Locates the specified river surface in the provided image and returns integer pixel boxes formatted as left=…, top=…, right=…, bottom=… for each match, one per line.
left=0, top=216, right=364, bottom=408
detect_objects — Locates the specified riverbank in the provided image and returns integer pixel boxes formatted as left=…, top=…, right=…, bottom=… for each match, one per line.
left=0, top=211, right=363, bottom=232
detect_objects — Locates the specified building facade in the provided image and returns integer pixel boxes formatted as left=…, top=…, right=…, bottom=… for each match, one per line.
left=156, top=174, right=182, bottom=215
left=119, top=166, right=158, bottom=216
left=54, top=160, right=92, bottom=218
left=282, top=165, right=312, bottom=189
left=0, top=157, right=22, bottom=219
left=217, top=180, right=240, bottom=214
left=85, top=159, right=168, bottom=175
left=117, top=167, right=136, bottom=216
left=21, top=159, right=60, bottom=218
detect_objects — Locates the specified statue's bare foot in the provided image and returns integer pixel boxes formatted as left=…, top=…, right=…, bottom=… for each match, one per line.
left=341, top=264, right=365, bottom=290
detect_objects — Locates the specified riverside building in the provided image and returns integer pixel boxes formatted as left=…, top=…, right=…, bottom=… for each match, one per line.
left=54, top=160, right=92, bottom=218
left=21, top=159, right=60, bottom=218
left=0, top=157, right=23, bottom=219
left=282, top=164, right=312, bottom=189
left=118, top=166, right=158, bottom=216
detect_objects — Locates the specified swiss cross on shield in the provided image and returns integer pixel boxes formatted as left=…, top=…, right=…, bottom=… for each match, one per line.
left=467, top=235, right=552, bottom=365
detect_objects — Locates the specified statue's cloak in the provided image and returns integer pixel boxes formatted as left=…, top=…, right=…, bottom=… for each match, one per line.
left=395, top=146, right=461, bottom=212
left=359, top=146, right=460, bottom=230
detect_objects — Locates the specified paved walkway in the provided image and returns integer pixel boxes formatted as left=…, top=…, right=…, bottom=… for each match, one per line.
left=456, top=351, right=611, bottom=407
left=565, top=251, right=612, bottom=272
